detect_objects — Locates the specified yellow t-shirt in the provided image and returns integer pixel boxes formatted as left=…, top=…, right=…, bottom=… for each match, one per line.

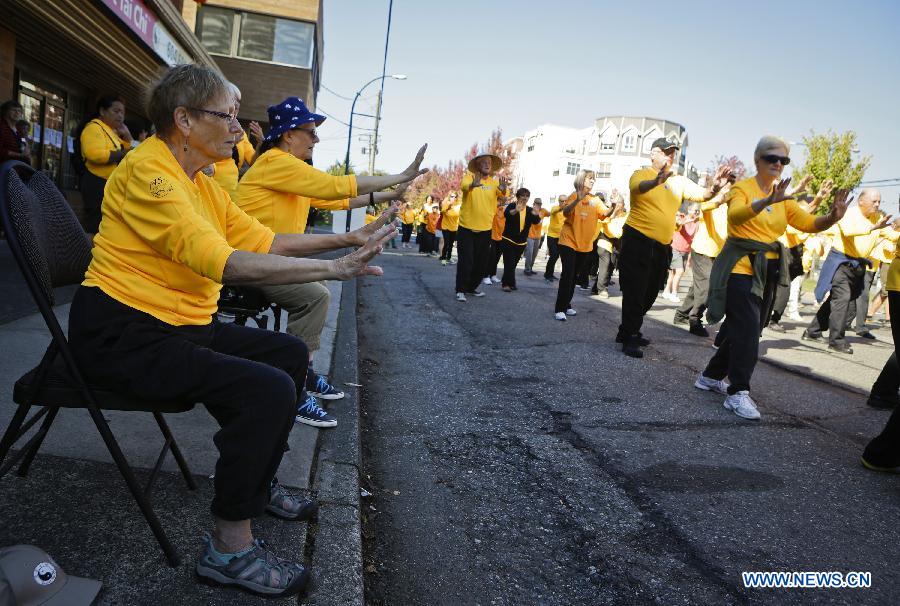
left=81, top=119, right=132, bottom=179
left=726, top=176, right=818, bottom=275
left=400, top=207, right=417, bottom=225
left=598, top=216, right=626, bottom=253
left=442, top=202, right=461, bottom=231
left=528, top=209, right=549, bottom=239
left=364, top=214, right=377, bottom=225
left=212, top=133, right=256, bottom=200
left=547, top=205, right=566, bottom=238
left=831, top=206, right=883, bottom=260
left=691, top=203, right=729, bottom=258
left=626, top=169, right=708, bottom=245
left=559, top=194, right=608, bottom=253
left=237, top=148, right=356, bottom=234
left=886, top=239, right=900, bottom=291
left=491, top=205, right=506, bottom=240
left=460, top=172, right=504, bottom=231
left=83, top=135, right=274, bottom=326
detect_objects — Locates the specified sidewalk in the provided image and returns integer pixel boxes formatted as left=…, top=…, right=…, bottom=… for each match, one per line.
left=0, top=278, right=366, bottom=605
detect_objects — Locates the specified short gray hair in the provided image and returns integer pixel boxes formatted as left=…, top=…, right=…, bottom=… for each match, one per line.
left=148, top=64, right=229, bottom=137
left=754, top=135, right=790, bottom=162
left=573, top=169, right=596, bottom=192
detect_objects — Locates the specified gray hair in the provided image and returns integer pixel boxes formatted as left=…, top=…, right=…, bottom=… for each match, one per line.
left=573, top=169, right=596, bottom=192
left=148, top=64, right=229, bottom=137
left=754, top=135, right=790, bottom=162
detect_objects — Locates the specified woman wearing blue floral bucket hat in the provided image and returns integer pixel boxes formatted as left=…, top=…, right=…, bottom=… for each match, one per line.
left=238, top=97, right=424, bottom=427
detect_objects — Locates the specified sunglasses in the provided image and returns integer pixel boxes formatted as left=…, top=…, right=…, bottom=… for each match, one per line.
left=293, top=127, right=318, bottom=137
left=761, top=154, right=791, bottom=166
left=190, top=107, right=238, bottom=123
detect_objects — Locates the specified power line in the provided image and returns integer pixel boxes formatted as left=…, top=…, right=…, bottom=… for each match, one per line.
left=316, top=106, right=375, bottom=131
left=320, top=83, right=354, bottom=101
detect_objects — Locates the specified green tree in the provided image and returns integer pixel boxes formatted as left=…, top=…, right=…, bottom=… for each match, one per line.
left=793, top=130, right=870, bottom=213
left=325, top=160, right=355, bottom=176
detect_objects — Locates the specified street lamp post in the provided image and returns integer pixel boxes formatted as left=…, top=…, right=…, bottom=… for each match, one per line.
left=343, top=74, right=407, bottom=232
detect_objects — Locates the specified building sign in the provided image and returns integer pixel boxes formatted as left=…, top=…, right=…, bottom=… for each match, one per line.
left=101, top=0, right=190, bottom=66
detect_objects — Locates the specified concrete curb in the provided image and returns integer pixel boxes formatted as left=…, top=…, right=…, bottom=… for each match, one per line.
left=304, top=277, right=364, bottom=606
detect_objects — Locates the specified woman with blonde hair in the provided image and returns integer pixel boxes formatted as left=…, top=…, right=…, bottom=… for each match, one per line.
left=695, top=135, right=850, bottom=420
left=554, top=169, right=620, bottom=320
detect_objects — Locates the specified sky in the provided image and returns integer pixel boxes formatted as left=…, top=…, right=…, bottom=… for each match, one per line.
left=318, top=0, right=900, bottom=211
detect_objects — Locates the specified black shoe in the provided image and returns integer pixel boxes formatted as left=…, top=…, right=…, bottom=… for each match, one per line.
left=622, top=336, right=644, bottom=358
left=673, top=315, right=689, bottom=326
left=615, top=333, right=650, bottom=346
left=801, top=330, right=821, bottom=342
left=827, top=342, right=853, bottom=355
left=767, top=322, right=786, bottom=333
left=867, top=392, right=899, bottom=410
left=857, top=331, right=877, bottom=340
left=689, top=322, right=709, bottom=337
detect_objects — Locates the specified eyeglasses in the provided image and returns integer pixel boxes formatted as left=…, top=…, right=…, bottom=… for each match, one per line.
left=761, top=154, right=791, bottom=166
left=190, top=107, right=238, bottom=123
left=293, top=127, right=318, bottom=137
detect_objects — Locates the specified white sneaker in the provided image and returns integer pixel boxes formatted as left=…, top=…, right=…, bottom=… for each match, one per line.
left=490, top=276, right=501, bottom=284
left=565, top=308, right=577, bottom=316
left=456, top=292, right=467, bottom=302
left=554, top=312, right=567, bottom=321
left=787, top=311, right=803, bottom=322
left=470, top=290, right=486, bottom=297
left=482, top=277, right=492, bottom=285
left=694, top=373, right=729, bottom=395
left=723, top=390, right=761, bottom=420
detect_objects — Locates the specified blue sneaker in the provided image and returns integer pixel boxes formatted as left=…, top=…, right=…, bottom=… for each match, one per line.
left=295, top=394, right=337, bottom=428
left=309, top=375, right=345, bottom=400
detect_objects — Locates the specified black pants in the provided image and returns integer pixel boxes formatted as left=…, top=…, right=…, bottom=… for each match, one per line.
left=401, top=223, right=413, bottom=243
left=68, top=286, right=306, bottom=521
left=487, top=239, right=503, bottom=278
left=418, top=230, right=434, bottom=254
left=848, top=270, right=876, bottom=333
left=806, top=263, right=865, bottom=346
left=79, top=171, right=107, bottom=234
left=576, top=239, right=601, bottom=287
left=770, top=245, right=804, bottom=322
left=544, top=236, right=560, bottom=279
left=703, top=261, right=780, bottom=394
left=555, top=245, right=588, bottom=313
left=617, top=225, right=671, bottom=339
left=864, top=291, right=900, bottom=466
left=455, top=227, right=492, bottom=293
left=441, top=229, right=457, bottom=261
left=501, top=241, right=526, bottom=288
left=675, top=252, right=714, bottom=324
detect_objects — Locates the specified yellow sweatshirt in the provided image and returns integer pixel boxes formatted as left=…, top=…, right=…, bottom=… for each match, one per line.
left=460, top=171, right=505, bottom=231
left=83, top=135, right=274, bottom=326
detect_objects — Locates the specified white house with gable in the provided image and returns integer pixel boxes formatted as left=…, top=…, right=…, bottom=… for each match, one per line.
left=510, top=116, right=698, bottom=208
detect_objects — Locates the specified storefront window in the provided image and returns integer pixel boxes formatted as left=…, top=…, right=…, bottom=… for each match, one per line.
left=17, top=78, right=81, bottom=189
left=197, top=6, right=315, bottom=69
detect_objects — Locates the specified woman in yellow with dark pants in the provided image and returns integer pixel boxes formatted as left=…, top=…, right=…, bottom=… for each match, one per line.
left=78, top=95, right=132, bottom=233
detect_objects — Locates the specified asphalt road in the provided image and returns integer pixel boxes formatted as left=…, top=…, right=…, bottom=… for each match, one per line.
left=357, top=251, right=899, bottom=606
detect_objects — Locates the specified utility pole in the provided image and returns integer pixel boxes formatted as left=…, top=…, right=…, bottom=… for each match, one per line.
left=368, top=90, right=382, bottom=175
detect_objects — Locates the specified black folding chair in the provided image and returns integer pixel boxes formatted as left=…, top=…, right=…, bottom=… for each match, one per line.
left=0, top=160, right=196, bottom=567
left=218, top=285, right=283, bottom=332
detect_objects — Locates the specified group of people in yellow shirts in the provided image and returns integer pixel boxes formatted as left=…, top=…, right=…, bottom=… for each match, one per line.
left=443, top=136, right=900, bottom=477
left=396, top=192, right=461, bottom=264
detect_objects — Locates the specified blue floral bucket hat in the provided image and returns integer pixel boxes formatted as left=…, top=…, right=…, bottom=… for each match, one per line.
left=264, top=97, right=325, bottom=143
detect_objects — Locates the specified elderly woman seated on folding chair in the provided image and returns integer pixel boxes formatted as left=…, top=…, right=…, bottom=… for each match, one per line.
left=68, top=64, right=426, bottom=598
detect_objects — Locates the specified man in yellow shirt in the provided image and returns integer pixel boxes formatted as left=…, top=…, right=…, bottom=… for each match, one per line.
left=523, top=199, right=549, bottom=276
left=618, top=137, right=727, bottom=356
left=803, top=189, right=892, bottom=353
left=543, top=194, right=567, bottom=282
left=455, top=153, right=507, bottom=301
left=673, top=184, right=732, bottom=334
